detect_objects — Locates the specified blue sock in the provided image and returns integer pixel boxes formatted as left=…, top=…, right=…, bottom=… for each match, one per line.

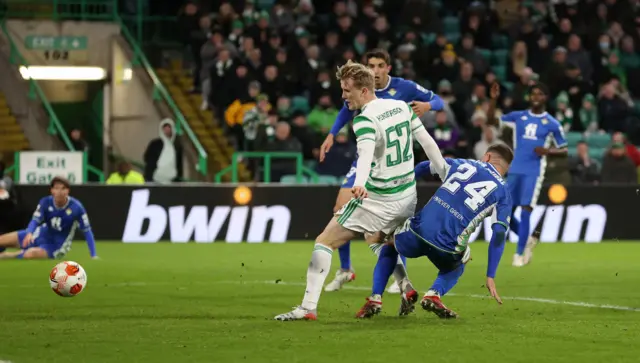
left=509, top=216, right=520, bottom=234
left=430, top=264, right=465, bottom=296
left=338, top=241, right=351, bottom=270
left=372, top=244, right=398, bottom=295
left=516, top=208, right=531, bottom=255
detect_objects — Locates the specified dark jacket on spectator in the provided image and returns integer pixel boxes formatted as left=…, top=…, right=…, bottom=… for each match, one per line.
left=600, top=152, right=637, bottom=184
left=569, top=156, right=600, bottom=184
left=143, top=119, right=183, bottom=183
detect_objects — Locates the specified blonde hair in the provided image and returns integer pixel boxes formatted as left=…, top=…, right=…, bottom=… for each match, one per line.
left=336, top=60, right=375, bottom=92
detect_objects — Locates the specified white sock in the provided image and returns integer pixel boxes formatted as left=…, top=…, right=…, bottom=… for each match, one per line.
left=392, top=259, right=410, bottom=290
left=301, top=243, right=333, bottom=311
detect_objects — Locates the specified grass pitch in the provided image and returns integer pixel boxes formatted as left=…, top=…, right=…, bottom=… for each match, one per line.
left=0, top=242, right=639, bottom=363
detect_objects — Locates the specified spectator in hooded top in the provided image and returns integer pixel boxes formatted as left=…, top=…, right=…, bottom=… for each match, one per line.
left=601, top=142, right=637, bottom=184
left=143, top=119, right=183, bottom=184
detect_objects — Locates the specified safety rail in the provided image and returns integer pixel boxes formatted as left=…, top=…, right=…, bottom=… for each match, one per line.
left=215, top=152, right=319, bottom=184
left=5, top=151, right=104, bottom=183
left=0, top=0, right=208, bottom=177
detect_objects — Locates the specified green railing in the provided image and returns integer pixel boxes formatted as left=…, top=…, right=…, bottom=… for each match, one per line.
left=0, top=20, right=75, bottom=151
left=0, top=0, right=208, bottom=177
left=215, top=152, right=319, bottom=184
left=5, top=151, right=104, bottom=183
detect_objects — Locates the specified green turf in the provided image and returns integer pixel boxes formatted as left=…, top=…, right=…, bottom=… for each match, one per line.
left=0, top=242, right=639, bottom=363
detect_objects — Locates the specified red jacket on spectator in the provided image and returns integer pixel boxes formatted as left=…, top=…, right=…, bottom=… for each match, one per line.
left=625, top=143, right=640, bottom=167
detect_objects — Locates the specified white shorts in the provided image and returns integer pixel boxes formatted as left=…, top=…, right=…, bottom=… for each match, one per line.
left=335, top=194, right=417, bottom=235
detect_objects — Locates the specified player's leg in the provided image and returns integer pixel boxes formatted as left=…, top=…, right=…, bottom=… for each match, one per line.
left=421, top=246, right=470, bottom=319
left=325, top=183, right=357, bottom=292
left=506, top=174, right=526, bottom=266
left=275, top=216, right=359, bottom=321
left=0, top=231, right=22, bottom=251
left=514, top=174, right=541, bottom=266
left=520, top=175, right=543, bottom=264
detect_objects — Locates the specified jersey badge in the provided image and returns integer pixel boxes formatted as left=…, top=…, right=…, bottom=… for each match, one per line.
left=388, top=88, right=397, bottom=96
left=541, top=118, right=548, bottom=124
left=66, top=209, right=72, bottom=215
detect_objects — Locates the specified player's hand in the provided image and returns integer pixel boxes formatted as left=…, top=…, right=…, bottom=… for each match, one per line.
left=410, top=101, right=431, bottom=117
left=486, top=277, right=502, bottom=305
left=490, top=82, right=500, bottom=100
left=534, top=147, right=549, bottom=156
left=21, top=233, right=33, bottom=248
left=319, top=133, right=334, bottom=162
left=351, top=186, right=368, bottom=199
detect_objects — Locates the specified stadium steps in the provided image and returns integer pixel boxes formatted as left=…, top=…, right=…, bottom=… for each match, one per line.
left=5, top=2, right=55, bottom=18
left=155, top=65, right=251, bottom=182
left=0, top=92, right=30, bottom=169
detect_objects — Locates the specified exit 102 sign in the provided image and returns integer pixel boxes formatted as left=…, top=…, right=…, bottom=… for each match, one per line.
left=24, top=35, right=88, bottom=50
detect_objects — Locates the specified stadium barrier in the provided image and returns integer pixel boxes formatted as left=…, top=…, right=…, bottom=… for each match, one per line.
left=14, top=184, right=633, bottom=243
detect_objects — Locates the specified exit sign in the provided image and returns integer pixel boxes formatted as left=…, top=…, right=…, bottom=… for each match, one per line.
left=24, top=35, right=88, bottom=50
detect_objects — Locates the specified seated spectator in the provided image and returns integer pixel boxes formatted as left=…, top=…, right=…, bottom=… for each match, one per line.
left=612, top=132, right=640, bottom=167
left=225, top=81, right=261, bottom=147
left=262, top=122, right=303, bottom=182
left=473, top=125, right=502, bottom=160
left=554, top=91, right=574, bottom=133
left=601, top=142, right=637, bottom=184
left=569, top=141, right=600, bottom=185
left=598, top=83, right=629, bottom=132
left=106, top=161, right=145, bottom=185
left=276, top=96, right=293, bottom=122
left=242, top=94, right=271, bottom=151
left=315, top=128, right=355, bottom=178
left=307, top=94, right=339, bottom=136
left=579, top=94, right=599, bottom=134
left=429, top=111, right=460, bottom=150
left=290, top=113, right=318, bottom=160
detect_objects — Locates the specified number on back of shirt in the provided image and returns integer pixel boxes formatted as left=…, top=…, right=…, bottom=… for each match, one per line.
left=50, top=217, right=62, bottom=231
left=441, top=164, right=497, bottom=212
left=385, top=120, right=412, bottom=167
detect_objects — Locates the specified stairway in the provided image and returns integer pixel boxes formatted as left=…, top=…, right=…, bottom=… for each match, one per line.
left=0, top=92, right=29, bottom=170
left=156, top=61, right=250, bottom=182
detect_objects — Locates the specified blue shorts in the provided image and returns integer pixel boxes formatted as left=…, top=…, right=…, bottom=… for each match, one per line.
left=340, top=159, right=358, bottom=188
left=17, top=226, right=62, bottom=259
left=394, top=229, right=463, bottom=273
left=507, top=173, right=542, bottom=207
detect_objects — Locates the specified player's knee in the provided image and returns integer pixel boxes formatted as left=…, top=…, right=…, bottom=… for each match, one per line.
left=0, top=231, right=20, bottom=248
left=22, top=248, right=48, bottom=259
left=332, top=204, right=341, bottom=214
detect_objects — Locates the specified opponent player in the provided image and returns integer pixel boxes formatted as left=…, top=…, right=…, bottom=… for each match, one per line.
left=0, top=176, right=98, bottom=260
left=487, top=82, right=567, bottom=267
left=321, top=49, right=444, bottom=294
left=274, top=60, right=445, bottom=321
left=357, top=144, right=514, bottom=318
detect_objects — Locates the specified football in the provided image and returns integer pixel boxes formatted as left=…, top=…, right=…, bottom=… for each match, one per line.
left=49, top=261, right=88, bottom=297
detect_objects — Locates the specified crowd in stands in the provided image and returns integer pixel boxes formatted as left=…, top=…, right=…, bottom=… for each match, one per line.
left=176, top=0, right=640, bottom=184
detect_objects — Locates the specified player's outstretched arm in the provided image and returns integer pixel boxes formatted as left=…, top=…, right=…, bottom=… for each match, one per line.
left=77, top=211, right=98, bottom=259
left=486, top=223, right=507, bottom=304
left=319, top=104, right=353, bottom=162
left=407, top=81, right=444, bottom=116
left=351, top=115, right=376, bottom=197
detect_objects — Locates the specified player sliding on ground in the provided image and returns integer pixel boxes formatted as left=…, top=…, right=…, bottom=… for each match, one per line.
left=487, top=82, right=567, bottom=267
left=357, top=144, right=514, bottom=319
left=275, top=60, right=445, bottom=321
left=0, top=176, right=98, bottom=260
left=320, top=49, right=444, bottom=294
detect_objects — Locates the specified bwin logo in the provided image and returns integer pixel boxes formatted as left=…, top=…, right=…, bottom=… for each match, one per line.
left=122, top=189, right=291, bottom=243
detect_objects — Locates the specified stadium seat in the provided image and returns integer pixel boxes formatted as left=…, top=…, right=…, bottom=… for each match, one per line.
left=316, top=175, right=340, bottom=185
left=291, top=96, right=310, bottom=113
left=492, top=34, right=509, bottom=49
left=478, top=48, right=492, bottom=63
left=445, top=32, right=460, bottom=44
left=588, top=148, right=605, bottom=163
left=567, top=146, right=577, bottom=157
left=443, top=17, right=460, bottom=34
left=492, top=49, right=509, bottom=66
left=280, top=175, right=308, bottom=184
left=565, top=132, right=583, bottom=147
left=421, top=32, right=436, bottom=45
left=586, top=133, right=612, bottom=149
left=492, top=66, right=507, bottom=82
left=256, top=0, right=275, bottom=10
left=502, top=81, right=514, bottom=92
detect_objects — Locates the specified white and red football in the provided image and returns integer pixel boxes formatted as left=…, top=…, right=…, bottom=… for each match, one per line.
left=49, top=261, right=87, bottom=297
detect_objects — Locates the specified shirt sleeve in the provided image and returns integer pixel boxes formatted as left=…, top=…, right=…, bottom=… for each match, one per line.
left=551, top=122, right=568, bottom=148
left=26, top=198, right=46, bottom=233
left=500, top=111, right=518, bottom=127
left=329, top=103, right=354, bottom=136
left=491, top=190, right=512, bottom=231
left=407, top=81, right=444, bottom=111
left=76, top=205, right=92, bottom=233
left=352, top=114, right=377, bottom=188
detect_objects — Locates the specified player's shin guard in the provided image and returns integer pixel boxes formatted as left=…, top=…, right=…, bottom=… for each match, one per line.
left=338, top=241, right=351, bottom=270
left=301, top=244, right=333, bottom=311
left=372, top=244, right=398, bottom=295
left=430, top=264, right=465, bottom=297
left=516, top=209, right=531, bottom=256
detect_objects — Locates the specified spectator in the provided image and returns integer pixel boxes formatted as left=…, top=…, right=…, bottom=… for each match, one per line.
left=315, top=128, right=355, bottom=177
left=320, top=31, right=341, bottom=69
left=569, top=141, right=600, bottom=185
left=106, top=161, right=145, bottom=185
left=247, top=11, right=271, bottom=47
left=262, top=122, right=302, bottom=182
left=601, top=142, right=637, bottom=184
left=566, top=34, right=593, bottom=81
left=473, top=125, right=502, bottom=160
left=530, top=35, right=552, bottom=76
left=243, top=94, right=271, bottom=151
left=290, top=113, right=317, bottom=160
left=307, top=94, right=339, bottom=136
left=563, top=63, right=589, bottom=112
left=579, top=94, right=599, bottom=134
left=69, top=129, right=88, bottom=153
left=452, top=61, right=476, bottom=103
left=602, top=51, right=627, bottom=89
left=276, top=96, right=293, bottom=122
left=422, top=79, right=459, bottom=129
left=227, top=20, right=245, bottom=50
left=620, top=36, right=640, bottom=71
left=225, top=81, right=261, bottom=146
left=270, top=3, right=295, bottom=34
left=429, top=111, right=460, bottom=150
left=598, top=83, right=629, bottom=132
left=545, top=47, right=568, bottom=96
left=457, top=34, right=487, bottom=77
left=593, top=34, right=614, bottom=85
left=507, top=41, right=528, bottom=83
left=554, top=91, right=574, bottom=133
left=188, top=15, right=212, bottom=92
left=261, top=65, right=284, bottom=105
left=431, top=45, right=459, bottom=85
left=204, top=48, right=236, bottom=111
left=612, top=132, right=640, bottom=167
left=143, top=119, right=183, bottom=183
